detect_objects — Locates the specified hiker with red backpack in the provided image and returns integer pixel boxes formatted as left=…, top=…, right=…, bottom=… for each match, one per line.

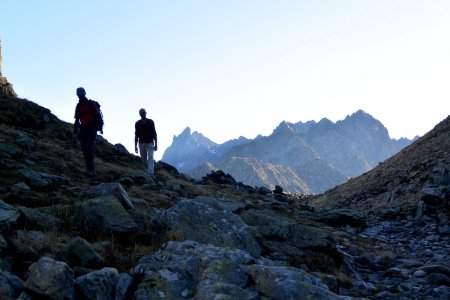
left=73, top=87, right=103, bottom=177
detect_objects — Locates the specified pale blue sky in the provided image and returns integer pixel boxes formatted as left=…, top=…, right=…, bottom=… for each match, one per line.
left=1, top=1, right=449, bottom=160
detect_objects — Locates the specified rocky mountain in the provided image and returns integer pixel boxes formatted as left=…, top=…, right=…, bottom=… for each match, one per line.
left=0, top=83, right=449, bottom=299
left=162, top=110, right=416, bottom=194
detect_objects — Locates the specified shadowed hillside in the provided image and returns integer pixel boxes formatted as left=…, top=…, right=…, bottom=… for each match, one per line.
left=312, top=115, right=450, bottom=213
left=0, top=88, right=449, bottom=299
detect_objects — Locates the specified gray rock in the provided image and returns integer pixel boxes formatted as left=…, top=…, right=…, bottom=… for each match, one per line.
left=75, top=267, right=119, bottom=300
left=289, top=223, right=334, bottom=249
left=419, top=264, right=450, bottom=277
left=190, top=196, right=247, bottom=213
left=0, top=269, right=24, bottom=300
left=158, top=199, right=261, bottom=257
left=428, top=286, right=450, bottom=299
left=128, top=207, right=161, bottom=235
left=18, top=206, right=63, bottom=231
left=9, top=237, right=38, bottom=260
left=195, top=281, right=259, bottom=300
left=421, top=187, right=446, bottom=201
left=438, top=224, right=450, bottom=235
left=120, top=170, right=156, bottom=185
left=352, top=280, right=377, bottom=292
left=16, top=131, right=35, bottom=150
left=133, top=240, right=257, bottom=300
left=64, top=236, right=103, bottom=268
left=413, top=270, right=427, bottom=277
left=16, top=230, right=46, bottom=252
left=5, top=183, right=43, bottom=206
left=25, top=257, right=74, bottom=300
left=241, top=208, right=296, bottom=239
left=18, top=168, right=70, bottom=190
left=426, top=272, right=450, bottom=286
left=86, top=182, right=134, bottom=210
left=132, top=240, right=348, bottom=299
left=247, top=265, right=346, bottom=300
left=0, top=199, right=20, bottom=232
left=11, top=182, right=30, bottom=192
left=0, top=144, right=23, bottom=158
left=355, top=253, right=387, bottom=272
left=72, top=195, right=138, bottom=234
left=385, top=267, right=408, bottom=278
left=115, top=273, right=133, bottom=300
left=313, top=272, right=338, bottom=291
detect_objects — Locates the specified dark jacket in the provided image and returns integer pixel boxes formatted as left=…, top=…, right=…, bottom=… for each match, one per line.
left=135, top=118, right=157, bottom=143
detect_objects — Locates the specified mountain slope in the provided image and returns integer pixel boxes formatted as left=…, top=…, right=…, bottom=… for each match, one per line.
left=312, top=114, right=450, bottom=213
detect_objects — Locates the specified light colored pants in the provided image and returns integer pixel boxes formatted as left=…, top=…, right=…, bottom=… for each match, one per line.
left=139, top=142, right=155, bottom=174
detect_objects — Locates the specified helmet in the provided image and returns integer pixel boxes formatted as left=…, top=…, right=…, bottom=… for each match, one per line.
left=76, top=87, right=86, bottom=96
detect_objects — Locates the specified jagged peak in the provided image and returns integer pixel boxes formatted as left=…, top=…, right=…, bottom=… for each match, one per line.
left=172, top=127, right=191, bottom=140
left=180, top=126, right=192, bottom=136
left=273, top=121, right=295, bottom=135
left=345, top=109, right=374, bottom=121
left=318, top=117, right=333, bottom=125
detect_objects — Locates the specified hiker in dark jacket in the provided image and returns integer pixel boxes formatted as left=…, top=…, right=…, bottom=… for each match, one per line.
left=73, top=87, right=100, bottom=177
left=135, top=108, right=158, bottom=174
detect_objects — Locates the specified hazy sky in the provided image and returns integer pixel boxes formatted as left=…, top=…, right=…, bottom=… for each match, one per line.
left=1, top=1, right=449, bottom=160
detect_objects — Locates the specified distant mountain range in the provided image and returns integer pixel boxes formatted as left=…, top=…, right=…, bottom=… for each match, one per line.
left=162, top=110, right=417, bottom=194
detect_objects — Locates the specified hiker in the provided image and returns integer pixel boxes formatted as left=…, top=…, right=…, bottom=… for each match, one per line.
left=73, top=87, right=101, bottom=177
left=135, top=108, right=158, bottom=174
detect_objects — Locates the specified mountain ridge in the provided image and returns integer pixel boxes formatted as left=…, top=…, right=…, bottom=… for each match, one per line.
left=162, top=110, right=416, bottom=193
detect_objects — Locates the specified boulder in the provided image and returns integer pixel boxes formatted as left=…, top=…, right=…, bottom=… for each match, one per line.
left=190, top=196, right=247, bottom=213
left=120, top=170, right=156, bottom=185
left=18, top=168, right=69, bottom=190
left=241, top=208, right=296, bottom=239
left=115, top=273, right=133, bottom=300
left=15, top=131, right=35, bottom=150
left=0, top=144, right=23, bottom=158
left=0, top=269, right=24, bottom=300
left=247, top=265, right=346, bottom=300
left=24, top=257, right=74, bottom=300
left=289, top=223, right=334, bottom=249
left=132, top=240, right=257, bottom=300
left=157, top=199, right=260, bottom=257
left=195, top=281, right=259, bottom=300
left=5, top=183, right=43, bottom=206
left=75, top=267, right=119, bottom=300
left=128, top=207, right=161, bottom=236
left=64, top=236, right=103, bottom=268
left=132, top=240, right=346, bottom=300
left=86, top=182, right=134, bottom=210
left=202, top=170, right=237, bottom=185
left=0, top=199, right=20, bottom=232
left=18, top=206, right=63, bottom=231
left=16, top=230, right=46, bottom=253
left=72, top=195, right=138, bottom=235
